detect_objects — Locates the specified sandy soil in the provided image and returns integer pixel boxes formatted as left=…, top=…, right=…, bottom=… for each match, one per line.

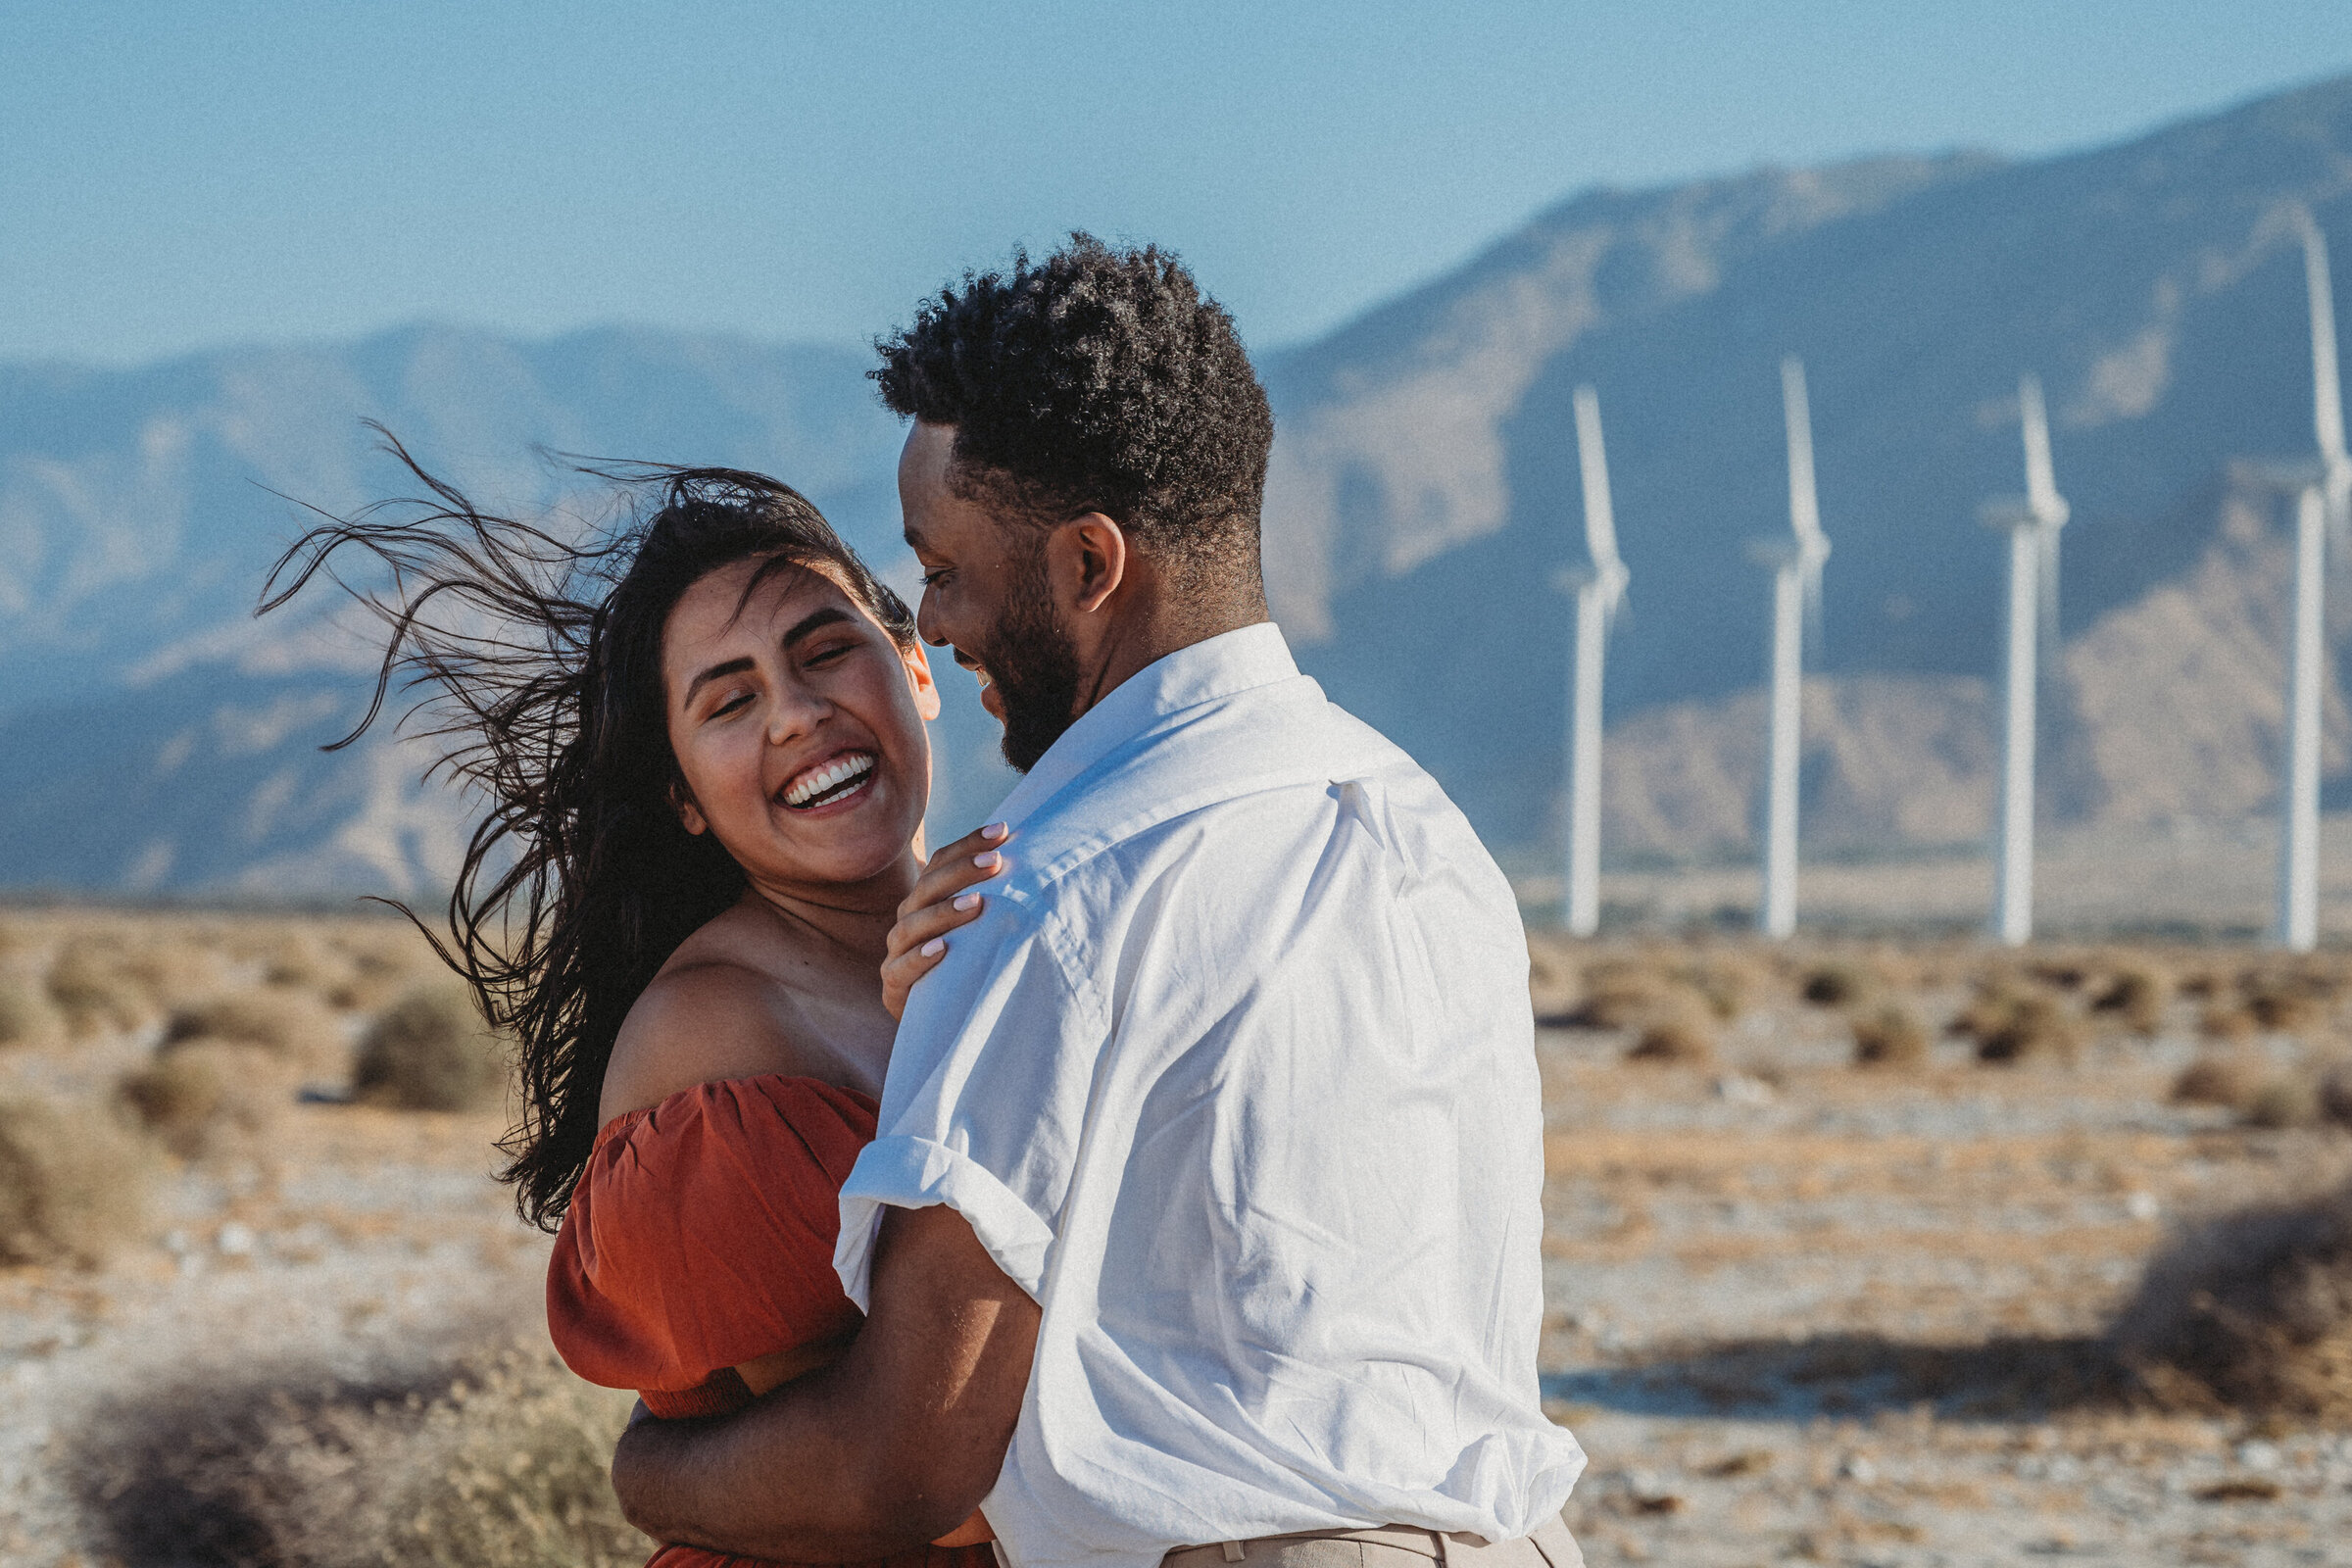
left=1536, top=994, right=2352, bottom=1567
left=2, top=923, right=2350, bottom=1565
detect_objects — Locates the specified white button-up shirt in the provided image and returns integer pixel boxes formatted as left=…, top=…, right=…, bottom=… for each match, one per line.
left=836, top=623, right=1583, bottom=1568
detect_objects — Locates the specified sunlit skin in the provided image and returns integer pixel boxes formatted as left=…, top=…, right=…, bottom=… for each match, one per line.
left=899, top=418, right=1264, bottom=729
left=605, top=427, right=1267, bottom=1559
left=596, top=555, right=940, bottom=1127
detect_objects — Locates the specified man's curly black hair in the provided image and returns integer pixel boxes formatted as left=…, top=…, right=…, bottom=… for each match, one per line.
left=872, top=233, right=1274, bottom=582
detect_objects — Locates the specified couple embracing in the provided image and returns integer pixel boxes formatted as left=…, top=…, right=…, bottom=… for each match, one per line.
left=285, top=236, right=1586, bottom=1568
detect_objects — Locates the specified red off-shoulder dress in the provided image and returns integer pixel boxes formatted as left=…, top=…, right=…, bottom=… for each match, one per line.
left=548, top=1073, right=998, bottom=1568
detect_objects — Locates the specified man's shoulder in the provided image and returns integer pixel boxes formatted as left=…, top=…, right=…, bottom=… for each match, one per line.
left=1000, top=685, right=1485, bottom=917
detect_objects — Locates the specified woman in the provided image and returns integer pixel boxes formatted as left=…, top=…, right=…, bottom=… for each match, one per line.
left=265, top=443, right=998, bottom=1566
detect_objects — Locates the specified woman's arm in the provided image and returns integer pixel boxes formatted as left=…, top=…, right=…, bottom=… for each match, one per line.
left=612, top=1202, right=1038, bottom=1558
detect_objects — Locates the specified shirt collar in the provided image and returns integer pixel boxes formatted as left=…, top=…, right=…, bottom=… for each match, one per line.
left=992, top=622, right=1298, bottom=828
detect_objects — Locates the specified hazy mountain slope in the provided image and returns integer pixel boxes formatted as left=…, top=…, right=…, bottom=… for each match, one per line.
left=1591, top=476, right=2352, bottom=861
left=1265, top=75, right=2352, bottom=856
left=11, top=79, right=2352, bottom=895
left=0, top=325, right=907, bottom=714
left=0, top=325, right=1025, bottom=892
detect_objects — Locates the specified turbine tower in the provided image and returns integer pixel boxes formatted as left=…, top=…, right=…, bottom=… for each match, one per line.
left=2276, top=207, right=2351, bottom=952
left=1563, top=385, right=1629, bottom=937
left=1980, top=374, right=2069, bottom=948
left=1756, top=356, right=1830, bottom=939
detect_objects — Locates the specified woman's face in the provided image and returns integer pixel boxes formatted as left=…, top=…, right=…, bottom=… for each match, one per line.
left=661, top=558, right=939, bottom=897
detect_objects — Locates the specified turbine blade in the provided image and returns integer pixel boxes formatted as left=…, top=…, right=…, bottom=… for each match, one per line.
left=2020, top=374, right=2061, bottom=519
left=1782, top=356, right=1825, bottom=551
left=2302, top=208, right=2349, bottom=466
left=1571, top=385, right=1622, bottom=573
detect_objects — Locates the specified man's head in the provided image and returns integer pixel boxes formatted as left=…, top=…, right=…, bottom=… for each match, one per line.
left=877, top=235, right=1274, bottom=770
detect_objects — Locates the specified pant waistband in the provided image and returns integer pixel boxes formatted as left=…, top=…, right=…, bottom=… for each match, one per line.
left=1164, top=1515, right=1582, bottom=1568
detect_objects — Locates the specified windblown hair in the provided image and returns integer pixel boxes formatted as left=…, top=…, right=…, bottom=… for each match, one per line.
left=872, top=232, right=1275, bottom=578
left=261, top=430, right=914, bottom=1230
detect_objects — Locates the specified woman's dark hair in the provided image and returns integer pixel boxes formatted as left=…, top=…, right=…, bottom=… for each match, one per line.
left=872, top=232, right=1274, bottom=580
left=261, top=428, right=915, bottom=1230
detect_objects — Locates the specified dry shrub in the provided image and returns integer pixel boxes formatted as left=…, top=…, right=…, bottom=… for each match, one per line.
left=1851, top=1004, right=1930, bottom=1068
left=118, top=1044, right=288, bottom=1159
left=1683, top=953, right=1771, bottom=1021
left=2321, top=1062, right=2352, bottom=1128
left=2172, top=1055, right=2259, bottom=1111
left=1626, top=995, right=1718, bottom=1066
left=1559, top=960, right=1676, bottom=1029
left=355, top=984, right=506, bottom=1111
left=74, top=1341, right=649, bottom=1568
left=2029, top=956, right=2089, bottom=991
left=327, top=938, right=427, bottom=1012
left=2091, top=962, right=2173, bottom=1036
left=261, top=931, right=340, bottom=992
left=2200, top=1003, right=2260, bottom=1043
left=118, top=936, right=225, bottom=1010
left=2245, top=1075, right=2323, bottom=1130
left=0, top=1096, right=150, bottom=1266
left=164, top=988, right=342, bottom=1074
left=1960, top=986, right=2082, bottom=1065
left=2244, top=978, right=2329, bottom=1034
left=46, top=935, right=153, bottom=1036
left=2109, top=1179, right=2352, bottom=1421
left=0, top=976, right=65, bottom=1051
left=1799, top=960, right=1874, bottom=1007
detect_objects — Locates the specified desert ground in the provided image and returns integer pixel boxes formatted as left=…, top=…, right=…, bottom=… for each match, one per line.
left=0, top=906, right=2349, bottom=1565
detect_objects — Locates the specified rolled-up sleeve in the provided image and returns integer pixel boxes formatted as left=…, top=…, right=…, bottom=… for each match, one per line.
left=834, top=901, right=1099, bottom=1309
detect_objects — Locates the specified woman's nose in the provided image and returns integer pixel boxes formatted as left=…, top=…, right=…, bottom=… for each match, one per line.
left=765, top=684, right=830, bottom=744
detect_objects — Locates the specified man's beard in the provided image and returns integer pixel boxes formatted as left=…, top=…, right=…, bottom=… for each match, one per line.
left=978, top=540, right=1083, bottom=773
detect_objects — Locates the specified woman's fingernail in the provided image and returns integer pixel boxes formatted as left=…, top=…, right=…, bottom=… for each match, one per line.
left=920, top=938, right=946, bottom=957
left=954, top=893, right=981, bottom=911
left=974, top=851, right=1002, bottom=871
left=982, top=821, right=1008, bottom=841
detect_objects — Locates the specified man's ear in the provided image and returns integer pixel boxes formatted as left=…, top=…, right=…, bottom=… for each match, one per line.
left=1051, top=513, right=1129, bottom=615
left=902, top=639, right=943, bottom=721
left=669, top=780, right=710, bottom=837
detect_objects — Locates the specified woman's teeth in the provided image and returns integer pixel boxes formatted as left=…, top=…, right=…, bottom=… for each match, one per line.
left=783, top=753, right=876, bottom=808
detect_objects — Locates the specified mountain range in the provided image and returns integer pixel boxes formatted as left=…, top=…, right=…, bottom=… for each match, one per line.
left=5, top=74, right=2352, bottom=899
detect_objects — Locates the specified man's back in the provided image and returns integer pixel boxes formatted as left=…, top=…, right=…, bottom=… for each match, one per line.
left=839, top=625, right=1584, bottom=1568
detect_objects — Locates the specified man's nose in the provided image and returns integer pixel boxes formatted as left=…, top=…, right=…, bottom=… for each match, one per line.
left=915, top=592, right=949, bottom=648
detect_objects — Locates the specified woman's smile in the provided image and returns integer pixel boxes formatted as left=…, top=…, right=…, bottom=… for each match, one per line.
left=780, top=749, right=879, bottom=812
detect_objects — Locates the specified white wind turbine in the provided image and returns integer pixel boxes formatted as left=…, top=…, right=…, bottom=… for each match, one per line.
left=1754, top=356, right=1830, bottom=939
left=1980, top=374, right=2070, bottom=948
left=2271, top=207, right=2352, bottom=953
left=1563, top=385, right=1630, bottom=937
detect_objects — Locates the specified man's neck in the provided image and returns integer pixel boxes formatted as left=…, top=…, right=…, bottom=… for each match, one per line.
left=1070, top=590, right=1270, bottom=722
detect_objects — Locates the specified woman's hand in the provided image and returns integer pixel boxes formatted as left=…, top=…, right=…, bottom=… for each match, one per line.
left=882, top=822, right=1008, bottom=1019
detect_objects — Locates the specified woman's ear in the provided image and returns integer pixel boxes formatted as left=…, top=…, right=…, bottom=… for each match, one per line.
left=903, top=639, right=943, bottom=722
left=669, top=780, right=710, bottom=836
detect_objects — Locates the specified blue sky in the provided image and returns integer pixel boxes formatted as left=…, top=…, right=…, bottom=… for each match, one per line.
left=6, top=1, right=2352, bottom=366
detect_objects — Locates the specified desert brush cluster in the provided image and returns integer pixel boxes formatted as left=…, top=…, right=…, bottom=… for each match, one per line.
left=0, top=911, right=2348, bottom=1561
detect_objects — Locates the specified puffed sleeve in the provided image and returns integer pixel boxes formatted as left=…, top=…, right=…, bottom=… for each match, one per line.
left=548, top=1075, right=875, bottom=1400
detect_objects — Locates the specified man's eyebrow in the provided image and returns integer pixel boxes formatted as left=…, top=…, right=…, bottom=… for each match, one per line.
left=681, top=657, right=754, bottom=708
left=902, top=521, right=932, bottom=552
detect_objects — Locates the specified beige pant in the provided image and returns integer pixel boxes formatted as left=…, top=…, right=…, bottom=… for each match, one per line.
left=1163, top=1516, right=1584, bottom=1568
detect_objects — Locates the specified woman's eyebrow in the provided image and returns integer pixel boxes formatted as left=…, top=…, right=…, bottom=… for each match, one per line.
left=681, top=657, right=755, bottom=707
left=780, top=608, right=852, bottom=648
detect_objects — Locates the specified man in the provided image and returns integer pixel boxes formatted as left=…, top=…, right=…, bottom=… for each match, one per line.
left=611, top=235, right=1586, bottom=1568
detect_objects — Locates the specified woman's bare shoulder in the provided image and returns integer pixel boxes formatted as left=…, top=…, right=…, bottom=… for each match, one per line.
left=597, top=953, right=816, bottom=1126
